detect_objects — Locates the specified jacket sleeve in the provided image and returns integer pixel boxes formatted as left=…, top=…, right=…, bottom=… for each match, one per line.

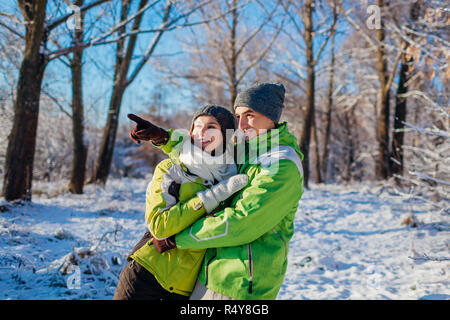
left=152, top=129, right=188, bottom=163
left=175, top=159, right=304, bottom=249
left=145, top=159, right=206, bottom=240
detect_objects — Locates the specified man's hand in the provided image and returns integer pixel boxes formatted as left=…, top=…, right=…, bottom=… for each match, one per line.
left=197, top=174, right=249, bottom=213
left=127, top=113, right=169, bottom=145
left=153, top=235, right=176, bottom=253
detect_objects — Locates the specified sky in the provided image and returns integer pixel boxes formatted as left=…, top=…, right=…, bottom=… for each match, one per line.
left=0, top=0, right=354, bottom=129
left=0, top=0, right=200, bottom=128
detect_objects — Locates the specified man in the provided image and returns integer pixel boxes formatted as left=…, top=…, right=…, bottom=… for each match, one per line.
left=131, top=82, right=304, bottom=300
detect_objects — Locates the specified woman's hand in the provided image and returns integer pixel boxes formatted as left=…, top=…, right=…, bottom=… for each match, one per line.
left=153, top=235, right=176, bottom=253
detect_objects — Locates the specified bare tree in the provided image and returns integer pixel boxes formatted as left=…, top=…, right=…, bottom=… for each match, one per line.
left=1, top=0, right=212, bottom=197
left=390, top=0, right=422, bottom=178
left=68, top=0, right=88, bottom=194
left=162, top=0, right=284, bottom=109
left=1, top=0, right=110, bottom=201
left=280, top=0, right=338, bottom=187
left=91, top=0, right=217, bottom=184
left=2, top=0, right=48, bottom=201
left=390, top=0, right=449, bottom=197
left=90, top=0, right=164, bottom=184
left=340, top=1, right=415, bottom=180
left=321, top=4, right=337, bottom=181
left=373, top=0, right=392, bottom=179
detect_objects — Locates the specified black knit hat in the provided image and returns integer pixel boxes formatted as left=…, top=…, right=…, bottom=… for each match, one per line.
left=190, top=104, right=237, bottom=142
left=233, top=82, right=285, bottom=124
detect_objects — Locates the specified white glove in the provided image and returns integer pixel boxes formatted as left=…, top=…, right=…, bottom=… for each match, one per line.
left=197, top=174, right=249, bottom=213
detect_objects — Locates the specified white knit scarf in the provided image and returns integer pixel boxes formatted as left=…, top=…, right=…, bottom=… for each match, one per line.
left=178, top=139, right=237, bottom=186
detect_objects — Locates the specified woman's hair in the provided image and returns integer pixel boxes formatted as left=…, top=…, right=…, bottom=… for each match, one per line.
left=189, top=105, right=237, bottom=155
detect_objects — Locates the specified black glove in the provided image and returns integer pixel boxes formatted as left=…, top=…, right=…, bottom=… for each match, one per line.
left=153, top=235, right=176, bottom=253
left=127, top=113, right=169, bottom=145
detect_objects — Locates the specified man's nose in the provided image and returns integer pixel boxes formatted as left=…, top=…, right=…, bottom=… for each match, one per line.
left=238, top=117, right=248, bottom=130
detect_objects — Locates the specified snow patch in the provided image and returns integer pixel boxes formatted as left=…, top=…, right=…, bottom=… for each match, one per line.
left=0, top=179, right=448, bottom=300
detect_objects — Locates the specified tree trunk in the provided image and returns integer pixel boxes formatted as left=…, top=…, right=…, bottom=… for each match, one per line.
left=322, top=22, right=336, bottom=181
left=2, top=0, right=48, bottom=201
left=92, top=86, right=127, bottom=184
left=344, top=110, right=354, bottom=182
left=390, top=1, right=420, bottom=178
left=390, top=49, right=409, bottom=177
left=229, top=0, right=238, bottom=109
left=299, top=0, right=315, bottom=188
left=68, top=0, right=88, bottom=194
left=312, top=114, right=323, bottom=183
left=91, top=0, right=149, bottom=184
left=375, top=0, right=390, bottom=180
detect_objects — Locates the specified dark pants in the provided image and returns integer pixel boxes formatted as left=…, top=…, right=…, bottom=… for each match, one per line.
left=113, top=231, right=188, bottom=301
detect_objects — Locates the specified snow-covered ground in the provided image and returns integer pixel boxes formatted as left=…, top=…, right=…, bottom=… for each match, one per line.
left=0, top=178, right=448, bottom=300
left=278, top=183, right=449, bottom=300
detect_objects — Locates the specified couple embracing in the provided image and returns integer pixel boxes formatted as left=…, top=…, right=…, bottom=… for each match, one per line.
left=113, top=82, right=304, bottom=300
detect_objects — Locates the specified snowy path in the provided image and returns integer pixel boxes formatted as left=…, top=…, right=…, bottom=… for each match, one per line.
left=278, top=184, right=449, bottom=300
left=0, top=179, right=448, bottom=300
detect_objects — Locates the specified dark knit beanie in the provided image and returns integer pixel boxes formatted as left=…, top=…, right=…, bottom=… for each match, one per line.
left=233, top=82, right=285, bottom=124
left=190, top=105, right=237, bottom=142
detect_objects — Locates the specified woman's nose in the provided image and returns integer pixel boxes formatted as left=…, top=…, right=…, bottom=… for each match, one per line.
left=200, top=126, right=208, bottom=136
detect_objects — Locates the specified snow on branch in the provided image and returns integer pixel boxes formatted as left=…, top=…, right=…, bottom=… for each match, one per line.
left=402, top=121, right=450, bottom=140
left=398, top=90, right=449, bottom=119
left=409, top=171, right=450, bottom=187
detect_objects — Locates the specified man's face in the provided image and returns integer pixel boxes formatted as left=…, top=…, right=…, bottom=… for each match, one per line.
left=235, top=106, right=275, bottom=140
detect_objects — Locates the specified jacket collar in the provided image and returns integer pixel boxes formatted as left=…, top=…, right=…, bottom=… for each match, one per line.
left=236, top=122, right=303, bottom=167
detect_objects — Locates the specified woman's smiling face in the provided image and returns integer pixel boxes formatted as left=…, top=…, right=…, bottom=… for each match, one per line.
left=191, top=115, right=223, bottom=153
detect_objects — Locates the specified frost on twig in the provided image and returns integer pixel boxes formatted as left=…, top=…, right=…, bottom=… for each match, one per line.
left=408, top=252, right=450, bottom=262
left=41, top=223, right=124, bottom=277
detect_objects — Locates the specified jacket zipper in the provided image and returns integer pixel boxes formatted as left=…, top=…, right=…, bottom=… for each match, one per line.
left=204, top=249, right=216, bottom=286
left=247, top=244, right=253, bottom=294
left=273, top=228, right=287, bottom=259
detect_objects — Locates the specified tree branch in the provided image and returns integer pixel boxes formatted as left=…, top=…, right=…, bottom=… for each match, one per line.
left=87, top=0, right=161, bottom=48
left=384, top=50, right=402, bottom=97
left=47, top=0, right=217, bottom=61
left=339, top=6, right=377, bottom=50
left=46, top=0, right=110, bottom=31
left=235, top=1, right=279, bottom=59
left=0, top=21, right=25, bottom=39
left=0, top=11, right=26, bottom=25
left=41, top=88, right=72, bottom=119
left=313, top=3, right=338, bottom=66
left=125, top=1, right=172, bottom=87
left=237, top=17, right=285, bottom=84
left=282, top=0, right=305, bottom=39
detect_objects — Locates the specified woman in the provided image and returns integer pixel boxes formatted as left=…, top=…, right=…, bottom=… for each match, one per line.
left=113, top=105, right=248, bottom=300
